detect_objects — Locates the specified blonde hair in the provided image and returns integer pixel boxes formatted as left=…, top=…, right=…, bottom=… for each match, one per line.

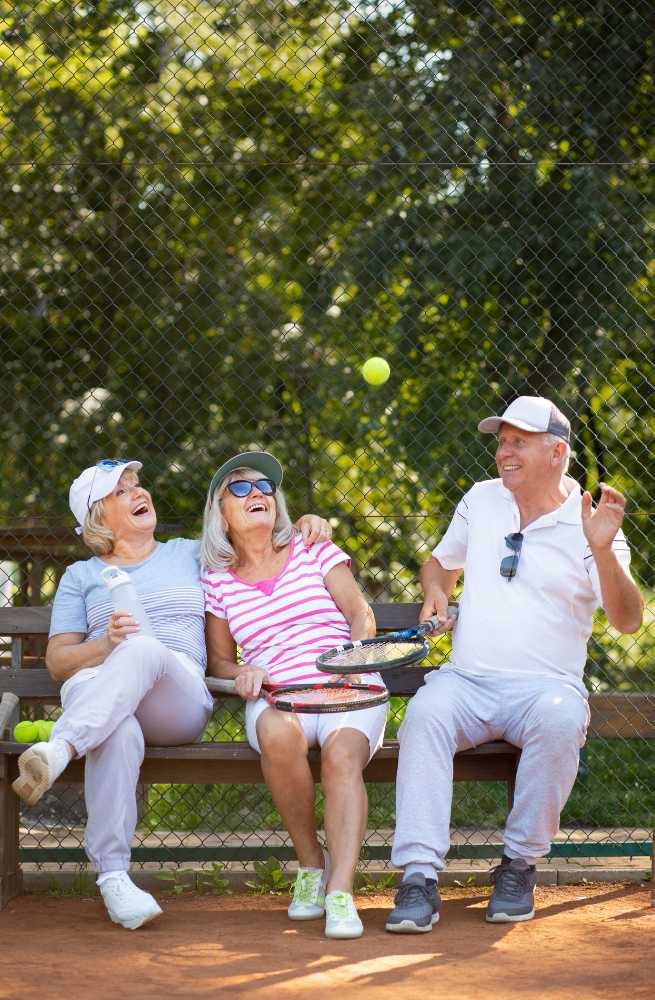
left=200, top=467, right=294, bottom=573
left=82, top=469, right=140, bottom=557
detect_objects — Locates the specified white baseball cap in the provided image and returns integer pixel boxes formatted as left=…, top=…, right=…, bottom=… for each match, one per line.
left=69, top=459, right=143, bottom=534
left=478, top=396, right=571, bottom=443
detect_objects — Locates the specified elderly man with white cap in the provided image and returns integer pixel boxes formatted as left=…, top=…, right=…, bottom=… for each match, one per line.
left=12, top=456, right=330, bottom=930
left=386, top=396, right=644, bottom=932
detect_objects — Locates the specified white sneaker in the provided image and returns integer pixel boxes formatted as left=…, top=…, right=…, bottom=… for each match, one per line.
left=99, top=872, right=163, bottom=930
left=288, top=850, right=330, bottom=921
left=12, top=740, right=73, bottom=806
left=325, top=890, right=363, bottom=939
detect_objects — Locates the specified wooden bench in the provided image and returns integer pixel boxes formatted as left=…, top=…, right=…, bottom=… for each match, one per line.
left=0, top=604, right=652, bottom=909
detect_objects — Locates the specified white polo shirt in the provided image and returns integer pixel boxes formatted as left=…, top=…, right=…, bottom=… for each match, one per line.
left=432, top=477, right=633, bottom=682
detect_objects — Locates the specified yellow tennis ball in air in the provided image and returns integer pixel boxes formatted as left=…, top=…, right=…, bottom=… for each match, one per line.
left=14, top=721, right=39, bottom=743
left=36, top=720, right=55, bottom=741
left=361, top=357, right=391, bottom=386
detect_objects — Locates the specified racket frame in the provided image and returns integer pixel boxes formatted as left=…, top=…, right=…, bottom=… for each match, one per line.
left=316, top=636, right=429, bottom=674
left=263, top=680, right=389, bottom=714
left=315, top=608, right=458, bottom=676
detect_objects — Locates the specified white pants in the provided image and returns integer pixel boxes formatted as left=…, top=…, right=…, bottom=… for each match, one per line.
left=391, top=667, right=590, bottom=873
left=246, top=697, right=388, bottom=761
left=51, top=636, right=213, bottom=872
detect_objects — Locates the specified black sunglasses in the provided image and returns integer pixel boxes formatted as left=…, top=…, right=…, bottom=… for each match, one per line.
left=225, top=479, right=276, bottom=499
left=500, top=532, right=523, bottom=581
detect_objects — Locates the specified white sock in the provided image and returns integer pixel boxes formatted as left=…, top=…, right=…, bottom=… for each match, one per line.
left=404, top=863, right=438, bottom=883
left=97, top=870, right=128, bottom=886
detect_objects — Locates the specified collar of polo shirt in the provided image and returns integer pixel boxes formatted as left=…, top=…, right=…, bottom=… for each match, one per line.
left=495, top=476, right=582, bottom=527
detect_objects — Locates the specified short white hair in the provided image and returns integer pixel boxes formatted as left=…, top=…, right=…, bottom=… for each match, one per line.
left=82, top=468, right=140, bottom=556
left=544, top=432, right=571, bottom=473
left=200, top=467, right=295, bottom=573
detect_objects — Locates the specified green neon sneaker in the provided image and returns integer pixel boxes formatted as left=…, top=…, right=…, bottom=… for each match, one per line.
left=288, top=850, right=329, bottom=921
left=325, top=890, right=363, bottom=939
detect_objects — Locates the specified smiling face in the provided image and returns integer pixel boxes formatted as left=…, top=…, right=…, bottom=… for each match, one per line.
left=99, top=470, right=157, bottom=539
left=218, top=471, right=277, bottom=539
left=495, top=423, right=566, bottom=494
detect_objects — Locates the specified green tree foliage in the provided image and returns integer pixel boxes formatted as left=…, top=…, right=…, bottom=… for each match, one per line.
left=0, top=1, right=653, bottom=654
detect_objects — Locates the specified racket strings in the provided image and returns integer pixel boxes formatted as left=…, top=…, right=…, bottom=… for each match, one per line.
left=321, top=640, right=425, bottom=668
left=272, top=687, right=374, bottom=706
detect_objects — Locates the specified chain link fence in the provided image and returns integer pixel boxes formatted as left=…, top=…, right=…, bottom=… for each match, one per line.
left=1, top=0, right=654, bottom=870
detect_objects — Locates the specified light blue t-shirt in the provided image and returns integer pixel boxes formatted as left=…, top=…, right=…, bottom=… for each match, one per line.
left=50, top=538, right=206, bottom=702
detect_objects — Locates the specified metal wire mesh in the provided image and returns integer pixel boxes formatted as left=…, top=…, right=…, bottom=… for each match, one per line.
left=1, top=0, right=654, bottom=870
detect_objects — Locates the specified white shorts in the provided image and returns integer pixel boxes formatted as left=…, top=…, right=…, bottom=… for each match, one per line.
left=245, top=697, right=388, bottom=761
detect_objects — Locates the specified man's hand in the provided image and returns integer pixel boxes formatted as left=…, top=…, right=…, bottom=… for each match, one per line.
left=581, top=484, right=626, bottom=551
left=295, top=515, right=332, bottom=547
left=420, top=591, right=458, bottom=636
left=235, top=665, right=269, bottom=700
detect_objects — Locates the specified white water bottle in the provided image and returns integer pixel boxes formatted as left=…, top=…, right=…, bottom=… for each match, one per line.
left=100, top=565, right=157, bottom=640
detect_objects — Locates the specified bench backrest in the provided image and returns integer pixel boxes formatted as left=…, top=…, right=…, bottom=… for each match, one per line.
left=0, top=606, right=653, bottom=739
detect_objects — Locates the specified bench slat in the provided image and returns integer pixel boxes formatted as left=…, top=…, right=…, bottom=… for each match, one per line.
left=0, top=739, right=520, bottom=785
left=0, top=608, right=52, bottom=635
left=1, top=602, right=423, bottom=636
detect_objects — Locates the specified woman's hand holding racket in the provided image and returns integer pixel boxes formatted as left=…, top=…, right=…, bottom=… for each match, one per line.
left=235, top=665, right=270, bottom=700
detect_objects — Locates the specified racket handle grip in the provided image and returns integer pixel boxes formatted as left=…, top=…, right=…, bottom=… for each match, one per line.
left=421, top=607, right=459, bottom=634
left=205, top=677, right=239, bottom=696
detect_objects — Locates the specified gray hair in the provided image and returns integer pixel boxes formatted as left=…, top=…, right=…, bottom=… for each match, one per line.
left=200, top=466, right=295, bottom=573
left=544, top=432, right=571, bottom=473
left=81, top=468, right=140, bottom=557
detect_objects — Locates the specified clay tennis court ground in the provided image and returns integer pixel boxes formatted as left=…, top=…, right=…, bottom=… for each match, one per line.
left=1, top=883, right=653, bottom=999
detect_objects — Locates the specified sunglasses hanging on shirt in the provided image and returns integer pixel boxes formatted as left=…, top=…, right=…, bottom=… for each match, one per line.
left=500, top=532, right=523, bottom=581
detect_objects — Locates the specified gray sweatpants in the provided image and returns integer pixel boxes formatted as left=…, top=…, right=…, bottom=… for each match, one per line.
left=51, top=636, right=213, bottom=873
left=391, top=667, right=589, bottom=874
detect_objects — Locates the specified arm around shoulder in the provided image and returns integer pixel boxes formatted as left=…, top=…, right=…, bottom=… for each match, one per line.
left=323, top=561, right=375, bottom=640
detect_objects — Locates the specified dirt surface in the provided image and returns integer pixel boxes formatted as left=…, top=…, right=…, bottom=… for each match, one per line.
left=2, top=884, right=654, bottom=1000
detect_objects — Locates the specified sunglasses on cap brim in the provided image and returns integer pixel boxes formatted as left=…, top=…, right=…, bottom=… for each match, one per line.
left=87, top=460, right=133, bottom=511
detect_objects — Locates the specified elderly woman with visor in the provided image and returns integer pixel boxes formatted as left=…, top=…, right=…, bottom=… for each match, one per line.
left=201, top=452, right=388, bottom=940
left=12, top=457, right=331, bottom=930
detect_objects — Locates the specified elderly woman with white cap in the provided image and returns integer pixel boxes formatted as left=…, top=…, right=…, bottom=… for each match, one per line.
left=12, top=457, right=331, bottom=930
left=201, top=452, right=388, bottom=940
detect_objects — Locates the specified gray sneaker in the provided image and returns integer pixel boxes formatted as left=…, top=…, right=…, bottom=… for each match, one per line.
left=486, top=859, right=538, bottom=922
left=386, top=873, right=442, bottom=933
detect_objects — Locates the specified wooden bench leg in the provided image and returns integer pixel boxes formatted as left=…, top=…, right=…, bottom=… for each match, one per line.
left=0, top=755, right=23, bottom=909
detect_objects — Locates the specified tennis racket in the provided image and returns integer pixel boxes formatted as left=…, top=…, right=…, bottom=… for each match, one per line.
left=263, top=681, right=389, bottom=714
left=315, top=607, right=458, bottom=675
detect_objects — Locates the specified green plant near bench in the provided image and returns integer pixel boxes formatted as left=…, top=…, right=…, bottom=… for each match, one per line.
left=155, top=862, right=233, bottom=895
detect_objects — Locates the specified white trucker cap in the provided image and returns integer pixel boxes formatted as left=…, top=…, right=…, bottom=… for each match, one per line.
left=478, top=396, right=571, bottom=443
left=69, top=460, right=142, bottom=534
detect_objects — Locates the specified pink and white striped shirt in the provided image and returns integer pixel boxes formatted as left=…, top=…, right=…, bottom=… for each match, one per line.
left=202, top=537, right=363, bottom=686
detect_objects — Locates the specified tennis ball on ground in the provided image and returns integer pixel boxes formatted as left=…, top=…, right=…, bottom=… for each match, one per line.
left=14, top=721, right=39, bottom=743
left=36, top=720, right=55, bottom=741
left=361, top=357, right=390, bottom=386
